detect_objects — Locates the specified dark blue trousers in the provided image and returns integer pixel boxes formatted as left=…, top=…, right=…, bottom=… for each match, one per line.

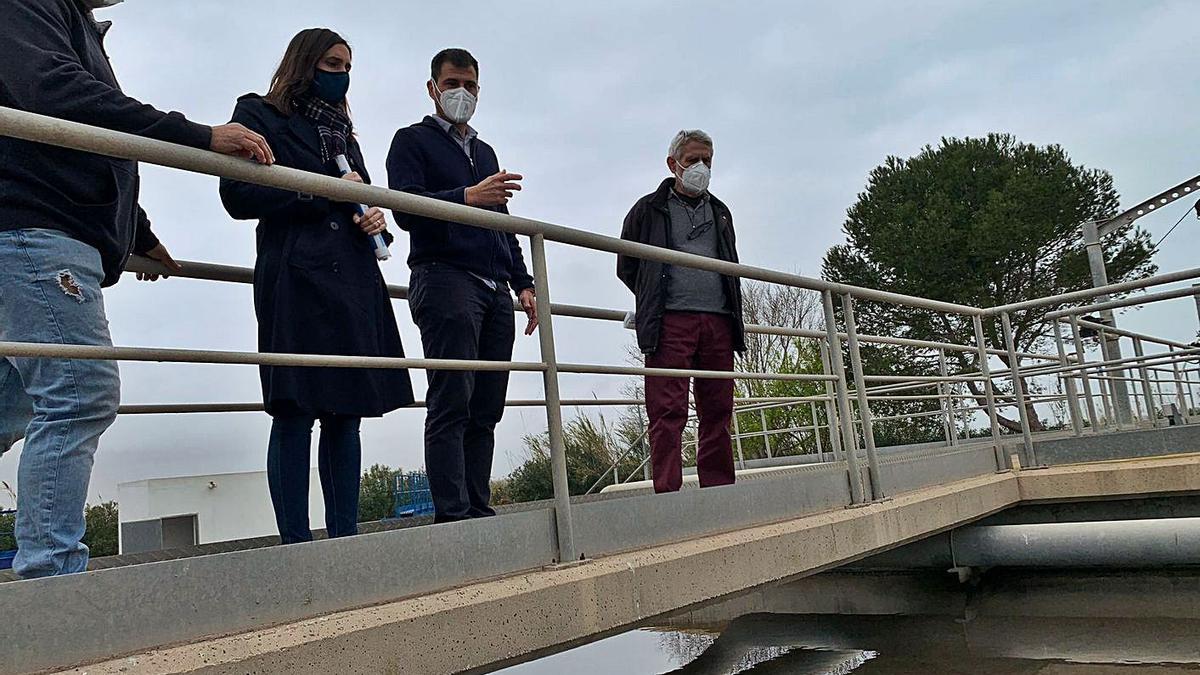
left=408, top=263, right=515, bottom=522
left=267, top=415, right=362, bottom=544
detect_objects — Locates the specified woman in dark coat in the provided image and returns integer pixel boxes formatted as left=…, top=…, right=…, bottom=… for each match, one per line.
left=219, top=28, right=414, bottom=544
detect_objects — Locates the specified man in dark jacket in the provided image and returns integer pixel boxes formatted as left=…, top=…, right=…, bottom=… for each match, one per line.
left=386, top=48, right=537, bottom=522
left=617, top=130, right=745, bottom=493
left=0, top=0, right=272, bottom=578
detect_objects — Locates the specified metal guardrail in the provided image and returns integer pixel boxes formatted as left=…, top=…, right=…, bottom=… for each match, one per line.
left=1, top=106, right=1198, bottom=563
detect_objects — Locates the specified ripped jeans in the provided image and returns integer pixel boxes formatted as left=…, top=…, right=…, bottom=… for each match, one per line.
left=0, top=228, right=120, bottom=578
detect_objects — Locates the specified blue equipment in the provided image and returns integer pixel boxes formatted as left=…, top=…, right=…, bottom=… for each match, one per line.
left=392, top=472, right=435, bottom=517
left=0, top=508, right=16, bottom=570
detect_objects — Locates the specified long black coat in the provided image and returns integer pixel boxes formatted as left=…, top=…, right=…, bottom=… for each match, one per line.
left=219, top=94, right=414, bottom=418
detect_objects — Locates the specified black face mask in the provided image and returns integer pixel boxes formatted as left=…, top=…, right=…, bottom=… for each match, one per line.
left=311, top=69, right=350, bottom=104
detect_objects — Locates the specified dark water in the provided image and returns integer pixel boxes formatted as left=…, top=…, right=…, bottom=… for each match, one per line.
left=496, top=571, right=1200, bottom=674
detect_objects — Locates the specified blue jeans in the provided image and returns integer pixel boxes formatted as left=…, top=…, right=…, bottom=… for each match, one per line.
left=0, top=229, right=120, bottom=578
left=267, top=415, right=362, bottom=544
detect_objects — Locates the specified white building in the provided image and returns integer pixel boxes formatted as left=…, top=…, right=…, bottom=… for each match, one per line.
left=117, top=469, right=324, bottom=553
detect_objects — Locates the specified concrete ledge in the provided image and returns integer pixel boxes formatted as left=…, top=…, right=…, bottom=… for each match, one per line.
left=4, top=509, right=559, bottom=675
left=50, top=473, right=1020, bottom=675
left=1017, top=453, right=1200, bottom=502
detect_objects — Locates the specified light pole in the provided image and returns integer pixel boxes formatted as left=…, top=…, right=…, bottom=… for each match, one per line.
left=1080, top=173, right=1200, bottom=426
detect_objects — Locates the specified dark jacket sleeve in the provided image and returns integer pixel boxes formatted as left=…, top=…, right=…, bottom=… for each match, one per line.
left=132, top=206, right=160, bottom=254
left=725, top=208, right=738, bottom=261
left=385, top=128, right=467, bottom=230
left=499, top=204, right=534, bottom=292
left=218, top=102, right=329, bottom=221
left=0, top=0, right=211, bottom=149
left=616, top=200, right=644, bottom=293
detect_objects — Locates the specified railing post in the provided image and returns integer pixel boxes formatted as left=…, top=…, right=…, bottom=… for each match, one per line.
left=759, top=408, right=773, bottom=458
left=732, top=411, right=746, bottom=468
left=1070, top=315, right=1101, bottom=432
left=957, top=383, right=971, bottom=440
left=819, top=341, right=845, bottom=462
left=840, top=293, right=884, bottom=500
left=1001, top=312, right=1035, bottom=463
left=1100, top=328, right=1128, bottom=430
left=810, top=400, right=825, bottom=460
left=1185, top=367, right=1195, bottom=415
left=972, top=316, right=1005, bottom=469
left=1152, top=366, right=1165, bottom=416
left=1172, top=346, right=1191, bottom=424
left=529, top=234, right=577, bottom=563
left=1133, top=337, right=1158, bottom=428
left=1097, top=352, right=1114, bottom=427
left=1053, top=322, right=1084, bottom=436
left=641, top=416, right=652, bottom=481
left=822, top=291, right=866, bottom=504
left=936, top=349, right=956, bottom=446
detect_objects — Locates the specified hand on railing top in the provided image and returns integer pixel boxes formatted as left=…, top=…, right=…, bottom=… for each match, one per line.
left=135, top=243, right=183, bottom=282
left=209, top=123, right=274, bottom=165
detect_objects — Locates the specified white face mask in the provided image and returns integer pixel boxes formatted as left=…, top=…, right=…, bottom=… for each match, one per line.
left=81, top=0, right=124, bottom=8
left=432, top=81, right=477, bottom=125
left=674, top=159, right=711, bottom=196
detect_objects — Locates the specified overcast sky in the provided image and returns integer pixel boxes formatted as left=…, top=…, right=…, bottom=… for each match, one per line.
left=3, top=0, right=1199, bottom=507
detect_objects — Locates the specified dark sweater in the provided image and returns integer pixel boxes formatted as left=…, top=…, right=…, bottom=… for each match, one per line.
left=385, top=116, right=533, bottom=292
left=0, top=0, right=212, bottom=286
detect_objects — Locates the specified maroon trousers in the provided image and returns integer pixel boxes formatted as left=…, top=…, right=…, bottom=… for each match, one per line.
left=645, top=312, right=737, bottom=493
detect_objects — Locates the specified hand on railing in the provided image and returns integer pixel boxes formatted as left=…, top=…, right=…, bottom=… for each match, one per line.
left=209, top=123, right=274, bottom=165
left=519, top=288, right=538, bottom=335
left=135, top=244, right=183, bottom=282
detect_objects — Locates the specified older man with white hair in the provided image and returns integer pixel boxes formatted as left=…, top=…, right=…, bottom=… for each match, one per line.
left=617, top=129, right=745, bottom=493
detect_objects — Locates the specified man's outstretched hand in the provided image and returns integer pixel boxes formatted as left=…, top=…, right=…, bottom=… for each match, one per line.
left=465, top=170, right=522, bottom=207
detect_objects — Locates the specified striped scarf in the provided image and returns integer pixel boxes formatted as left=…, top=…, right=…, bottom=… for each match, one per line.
left=295, top=94, right=352, bottom=165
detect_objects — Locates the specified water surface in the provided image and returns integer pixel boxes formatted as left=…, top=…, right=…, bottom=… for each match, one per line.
left=496, top=571, right=1200, bottom=674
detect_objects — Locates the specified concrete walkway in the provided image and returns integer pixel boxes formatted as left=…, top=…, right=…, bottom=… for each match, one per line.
left=52, top=453, right=1200, bottom=675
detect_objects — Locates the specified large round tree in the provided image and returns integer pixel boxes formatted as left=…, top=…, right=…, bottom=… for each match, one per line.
left=823, top=134, right=1156, bottom=433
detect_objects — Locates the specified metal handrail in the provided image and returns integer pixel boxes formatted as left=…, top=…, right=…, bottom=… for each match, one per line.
left=0, top=107, right=981, bottom=316
left=1043, top=284, right=1200, bottom=320
left=984, top=267, right=1200, bottom=317
left=0, top=341, right=833, bottom=383
left=1, top=105, right=1197, bottom=563
left=118, top=396, right=818, bottom=416
left=125, top=256, right=1059, bottom=362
